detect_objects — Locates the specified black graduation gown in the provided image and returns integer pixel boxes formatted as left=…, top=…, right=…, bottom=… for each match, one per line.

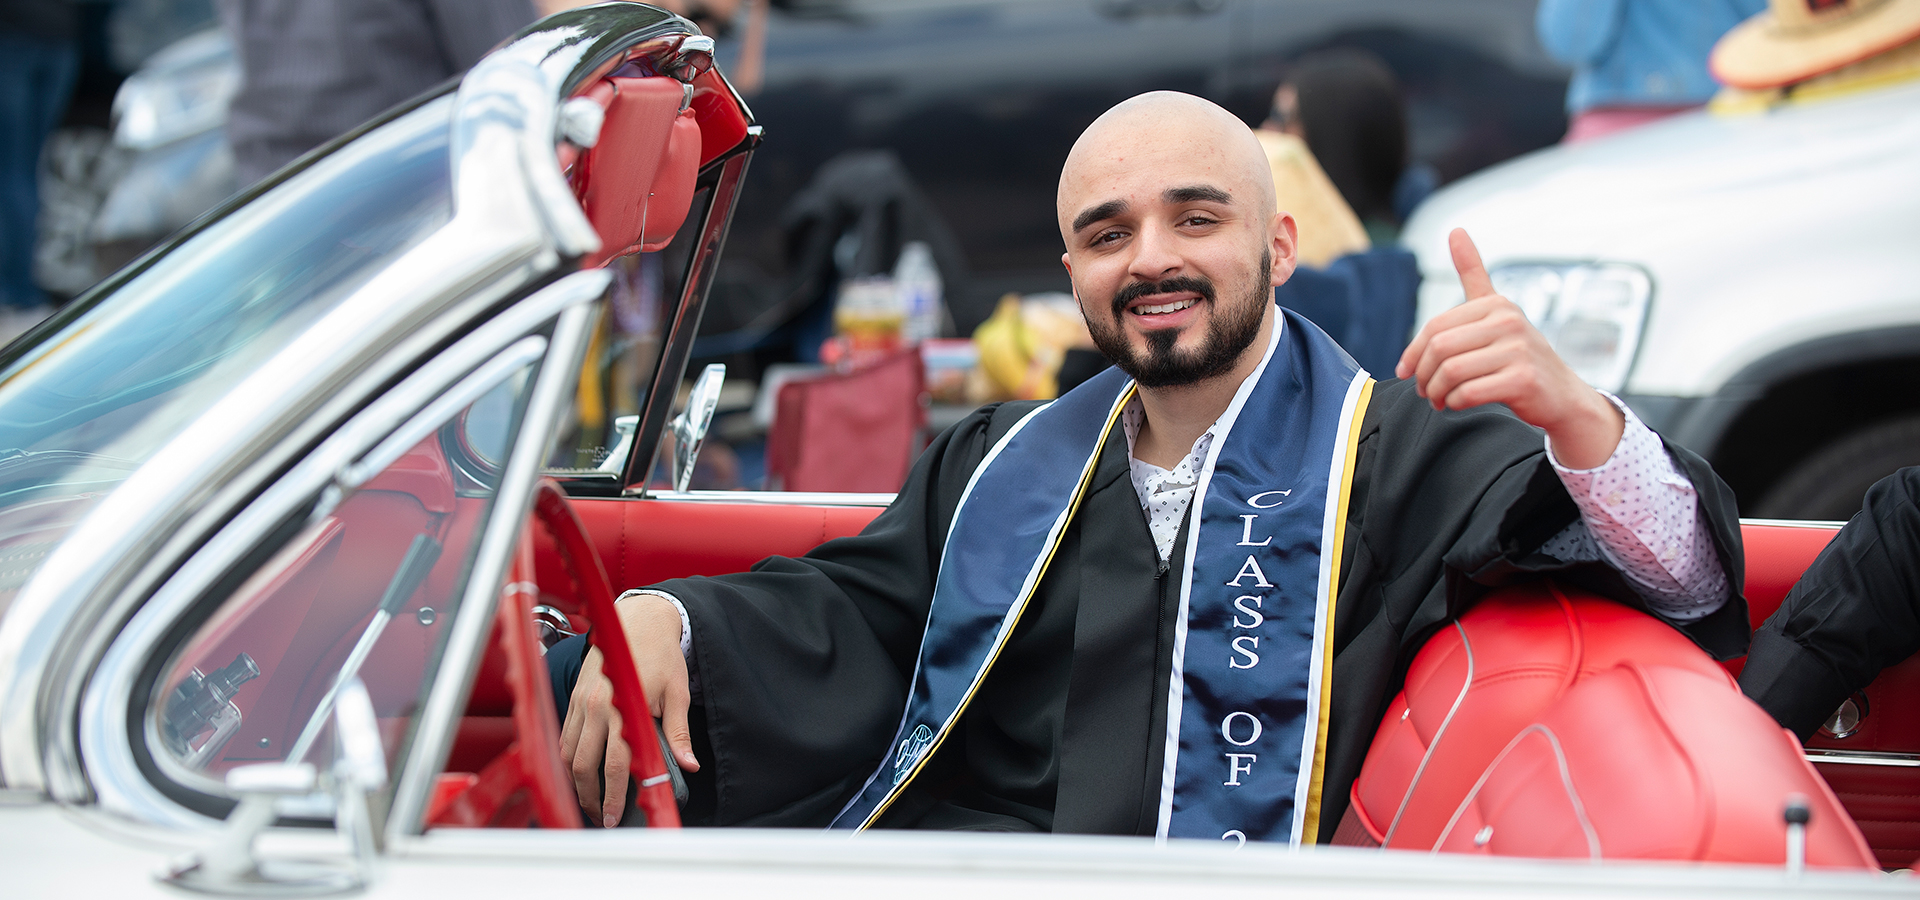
left=1741, top=467, right=1920, bottom=739
left=663, top=377, right=1749, bottom=841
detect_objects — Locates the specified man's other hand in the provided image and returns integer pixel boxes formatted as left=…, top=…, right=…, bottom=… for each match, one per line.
left=1395, top=228, right=1624, bottom=469
left=557, top=593, right=699, bottom=827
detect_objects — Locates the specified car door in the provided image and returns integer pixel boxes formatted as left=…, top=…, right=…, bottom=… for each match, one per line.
left=78, top=277, right=598, bottom=833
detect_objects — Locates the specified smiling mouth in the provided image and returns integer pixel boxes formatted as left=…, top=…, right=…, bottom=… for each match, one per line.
left=1133, top=297, right=1198, bottom=316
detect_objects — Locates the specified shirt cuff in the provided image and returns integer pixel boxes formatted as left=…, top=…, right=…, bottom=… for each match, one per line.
left=1544, top=390, right=1640, bottom=475
left=617, top=588, right=692, bottom=659
left=1542, top=391, right=1729, bottom=621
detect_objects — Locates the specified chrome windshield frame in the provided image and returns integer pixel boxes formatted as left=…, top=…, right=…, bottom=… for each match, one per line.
left=0, top=6, right=723, bottom=795
left=71, top=270, right=610, bottom=828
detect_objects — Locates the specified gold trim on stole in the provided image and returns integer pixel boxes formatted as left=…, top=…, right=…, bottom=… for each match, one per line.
left=1297, top=376, right=1375, bottom=841
left=858, top=384, right=1138, bottom=829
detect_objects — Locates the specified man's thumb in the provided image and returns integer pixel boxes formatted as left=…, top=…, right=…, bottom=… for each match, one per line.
left=1449, top=227, right=1495, bottom=299
left=662, top=683, right=700, bottom=772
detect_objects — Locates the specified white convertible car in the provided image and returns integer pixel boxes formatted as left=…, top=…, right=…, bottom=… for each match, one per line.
left=0, top=5, right=1910, bottom=897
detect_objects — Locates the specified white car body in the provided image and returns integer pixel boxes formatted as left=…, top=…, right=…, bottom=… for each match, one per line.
left=1403, top=79, right=1920, bottom=517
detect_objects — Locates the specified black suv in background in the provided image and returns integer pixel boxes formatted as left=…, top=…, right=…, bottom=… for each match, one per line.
left=697, top=0, right=1569, bottom=354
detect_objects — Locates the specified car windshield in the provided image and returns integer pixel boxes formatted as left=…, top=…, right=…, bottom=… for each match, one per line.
left=0, top=93, right=455, bottom=621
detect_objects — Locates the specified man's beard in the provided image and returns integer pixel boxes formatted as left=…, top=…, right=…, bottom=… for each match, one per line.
left=1083, top=250, right=1270, bottom=389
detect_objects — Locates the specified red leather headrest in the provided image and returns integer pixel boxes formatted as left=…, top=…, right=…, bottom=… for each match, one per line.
left=570, top=76, right=704, bottom=269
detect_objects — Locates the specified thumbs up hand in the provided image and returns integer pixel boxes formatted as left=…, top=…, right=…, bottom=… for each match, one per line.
left=1394, top=228, right=1624, bottom=469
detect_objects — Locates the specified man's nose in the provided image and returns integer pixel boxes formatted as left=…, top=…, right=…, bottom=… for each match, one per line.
left=1126, top=221, right=1183, bottom=283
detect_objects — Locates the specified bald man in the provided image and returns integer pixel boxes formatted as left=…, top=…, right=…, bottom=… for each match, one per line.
left=555, top=92, right=1747, bottom=842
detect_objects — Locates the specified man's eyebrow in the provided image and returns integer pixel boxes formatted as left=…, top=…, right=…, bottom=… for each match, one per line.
left=1165, top=184, right=1232, bottom=205
left=1072, top=199, right=1128, bottom=234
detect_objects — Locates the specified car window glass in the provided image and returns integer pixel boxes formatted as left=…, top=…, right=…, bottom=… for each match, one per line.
left=0, top=93, right=455, bottom=622
left=147, top=363, right=532, bottom=793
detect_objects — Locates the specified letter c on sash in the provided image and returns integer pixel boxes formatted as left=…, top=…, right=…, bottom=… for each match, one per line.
left=1222, top=711, right=1263, bottom=747
left=1222, top=830, right=1247, bottom=847
left=1247, top=490, right=1291, bottom=508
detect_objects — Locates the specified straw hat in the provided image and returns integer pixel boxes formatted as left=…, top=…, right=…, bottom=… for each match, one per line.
left=1713, top=0, right=1920, bottom=89
left=1251, top=130, right=1369, bottom=269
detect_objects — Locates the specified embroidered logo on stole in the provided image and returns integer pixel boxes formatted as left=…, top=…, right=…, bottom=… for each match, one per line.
left=830, top=312, right=1370, bottom=840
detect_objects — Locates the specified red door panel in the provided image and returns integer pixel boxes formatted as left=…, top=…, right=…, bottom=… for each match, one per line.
left=535, top=496, right=883, bottom=630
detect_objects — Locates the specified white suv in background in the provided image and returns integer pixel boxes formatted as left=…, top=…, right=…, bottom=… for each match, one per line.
left=1403, top=78, right=1920, bottom=519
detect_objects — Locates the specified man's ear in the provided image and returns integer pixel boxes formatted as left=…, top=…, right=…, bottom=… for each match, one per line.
left=1268, top=212, right=1299, bottom=287
left=1061, top=252, right=1079, bottom=302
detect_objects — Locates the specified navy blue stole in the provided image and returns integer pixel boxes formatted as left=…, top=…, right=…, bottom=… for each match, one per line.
left=830, top=311, right=1373, bottom=844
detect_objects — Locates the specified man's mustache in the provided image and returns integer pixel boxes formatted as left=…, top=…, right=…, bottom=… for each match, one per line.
left=1111, top=276, right=1216, bottom=317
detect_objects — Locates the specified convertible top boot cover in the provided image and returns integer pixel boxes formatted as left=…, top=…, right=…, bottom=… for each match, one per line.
left=1346, top=582, right=1874, bottom=867
left=1435, top=660, right=1872, bottom=866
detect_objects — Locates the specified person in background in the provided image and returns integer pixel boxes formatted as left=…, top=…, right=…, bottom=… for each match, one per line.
left=1257, top=72, right=1421, bottom=377
left=0, top=0, right=79, bottom=341
left=1537, top=0, right=1765, bottom=143
left=1265, top=47, right=1432, bottom=247
left=218, top=0, right=540, bottom=186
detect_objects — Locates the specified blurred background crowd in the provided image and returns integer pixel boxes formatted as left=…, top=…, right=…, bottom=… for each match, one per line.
left=7, top=0, right=1919, bottom=510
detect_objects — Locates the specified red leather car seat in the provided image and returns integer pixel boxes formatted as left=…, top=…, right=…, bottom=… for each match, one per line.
left=570, top=75, right=703, bottom=269
left=1344, top=580, right=1875, bottom=867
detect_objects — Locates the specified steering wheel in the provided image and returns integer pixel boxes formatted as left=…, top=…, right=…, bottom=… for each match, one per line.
left=528, top=478, right=681, bottom=828
left=429, top=479, right=679, bottom=829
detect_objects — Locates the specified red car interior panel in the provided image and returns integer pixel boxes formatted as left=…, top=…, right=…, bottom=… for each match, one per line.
left=1813, top=763, right=1920, bottom=868
left=535, top=496, right=883, bottom=631
left=1728, top=522, right=1845, bottom=676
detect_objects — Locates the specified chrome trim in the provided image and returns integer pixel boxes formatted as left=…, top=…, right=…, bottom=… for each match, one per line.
left=339, top=338, right=548, bottom=490
left=624, top=146, right=757, bottom=492
left=645, top=490, right=898, bottom=508
left=1737, top=518, right=1848, bottom=530
left=666, top=34, right=715, bottom=82
left=1804, top=749, right=1920, bottom=768
left=73, top=273, right=606, bottom=828
left=452, top=48, right=596, bottom=260
left=387, top=302, right=597, bottom=839
left=1386, top=621, right=1473, bottom=849
left=1, top=49, right=599, bottom=791
left=669, top=363, right=726, bottom=493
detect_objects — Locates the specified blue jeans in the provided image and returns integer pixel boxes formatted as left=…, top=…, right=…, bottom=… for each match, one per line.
left=0, top=34, right=79, bottom=309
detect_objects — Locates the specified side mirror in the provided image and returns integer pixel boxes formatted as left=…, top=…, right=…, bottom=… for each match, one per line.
left=669, top=363, right=724, bottom=493
left=595, top=414, right=640, bottom=473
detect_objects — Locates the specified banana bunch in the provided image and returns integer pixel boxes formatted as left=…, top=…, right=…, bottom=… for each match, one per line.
left=970, top=293, right=1087, bottom=401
